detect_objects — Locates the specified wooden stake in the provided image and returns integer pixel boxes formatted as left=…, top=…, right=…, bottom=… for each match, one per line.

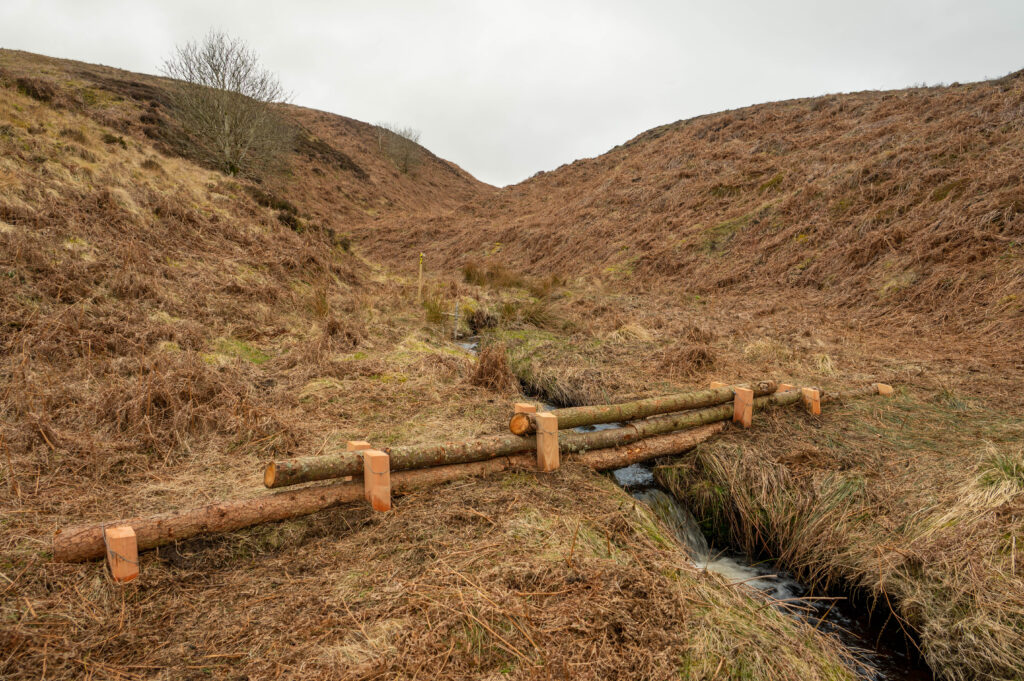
left=732, top=387, right=753, bottom=428
left=345, top=441, right=371, bottom=482
left=104, top=525, right=139, bottom=583
left=801, top=387, right=821, bottom=415
left=417, top=252, right=424, bottom=303
left=710, top=381, right=728, bottom=389
left=875, top=383, right=894, bottom=396
left=363, top=450, right=391, bottom=512
left=535, top=412, right=559, bottom=472
left=514, top=402, right=537, bottom=415
left=778, top=383, right=797, bottom=392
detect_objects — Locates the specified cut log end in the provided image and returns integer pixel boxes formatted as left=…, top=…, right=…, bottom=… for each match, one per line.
left=263, top=463, right=277, bottom=488
left=509, top=412, right=534, bottom=436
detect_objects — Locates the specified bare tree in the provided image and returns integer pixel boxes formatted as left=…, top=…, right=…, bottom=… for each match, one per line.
left=376, top=122, right=423, bottom=174
left=161, top=31, right=292, bottom=175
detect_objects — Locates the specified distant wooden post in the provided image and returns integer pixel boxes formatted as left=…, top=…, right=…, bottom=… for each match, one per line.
left=875, top=383, right=894, bottom=396
left=710, top=381, right=728, bottom=389
left=104, top=525, right=139, bottom=583
left=778, top=383, right=797, bottom=392
left=535, top=412, right=559, bottom=472
left=732, top=387, right=754, bottom=428
left=417, top=252, right=424, bottom=303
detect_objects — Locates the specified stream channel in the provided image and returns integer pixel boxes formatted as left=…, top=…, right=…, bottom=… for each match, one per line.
left=458, top=337, right=932, bottom=679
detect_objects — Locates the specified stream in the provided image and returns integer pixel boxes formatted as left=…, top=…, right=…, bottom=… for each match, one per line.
left=590, top=423, right=933, bottom=681
left=459, top=337, right=931, bottom=679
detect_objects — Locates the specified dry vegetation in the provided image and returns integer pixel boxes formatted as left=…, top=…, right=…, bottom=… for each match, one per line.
left=657, top=389, right=1024, bottom=681
left=2, top=46, right=1023, bottom=681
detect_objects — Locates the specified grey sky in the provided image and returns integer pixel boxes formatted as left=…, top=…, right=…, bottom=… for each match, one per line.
left=2, top=1, right=1023, bottom=186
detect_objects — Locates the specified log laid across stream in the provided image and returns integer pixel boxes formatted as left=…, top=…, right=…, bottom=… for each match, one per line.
left=508, top=381, right=778, bottom=435
left=53, top=425, right=725, bottom=562
left=263, top=384, right=882, bottom=489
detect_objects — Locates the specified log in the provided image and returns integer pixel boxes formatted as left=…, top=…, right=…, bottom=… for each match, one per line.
left=508, top=381, right=778, bottom=435
left=54, top=424, right=725, bottom=562
left=264, top=383, right=881, bottom=489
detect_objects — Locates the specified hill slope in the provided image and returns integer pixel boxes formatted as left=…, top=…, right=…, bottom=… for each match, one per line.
left=362, top=74, right=1024, bottom=352
left=355, top=75, right=1024, bottom=681
left=3, top=49, right=1023, bottom=681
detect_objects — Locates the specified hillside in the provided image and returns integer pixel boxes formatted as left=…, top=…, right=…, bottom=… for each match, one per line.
left=361, top=74, right=1024, bottom=357
left=2, top=48, right=1022, bottom=681
left=353, top=77, right=1024, bottom=680
left=0, top=49, right=877, bottom=681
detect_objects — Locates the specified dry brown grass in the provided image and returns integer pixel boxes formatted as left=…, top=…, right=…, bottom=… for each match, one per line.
left=2, top=464, right=862, bottom=680
left=4, top=45, right=1024, bottom=681
left=469, top=342, right=520, bottom=394
left=657, top=388, right=1024, bottom=681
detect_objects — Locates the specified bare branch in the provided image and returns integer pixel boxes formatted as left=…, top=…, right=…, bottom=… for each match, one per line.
left=376, top=121, right=423, bottom=174
left=161, top=30, right=293, bottom=175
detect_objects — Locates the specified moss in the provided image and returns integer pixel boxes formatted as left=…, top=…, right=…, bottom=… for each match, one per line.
left=206, top=337, right=271, bottom=365
left=709, top=183, right=742, bottom=198
left=931, top=178, right=969, bottom=202
left=702, top=212, right=752, bottom=254
left=757, top=172, right=785, bottom=193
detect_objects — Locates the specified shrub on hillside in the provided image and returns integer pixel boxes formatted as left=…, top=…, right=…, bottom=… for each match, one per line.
left=376, top=122, right=422, bottom=173
left=161, top=30, right=293, bottom=176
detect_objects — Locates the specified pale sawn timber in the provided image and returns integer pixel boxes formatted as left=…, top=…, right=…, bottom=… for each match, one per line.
left=263, top=383, right=883, bottom=489
left=508, top=381, right=778, bottom=435
left=53, top=424, right=725, bottom=562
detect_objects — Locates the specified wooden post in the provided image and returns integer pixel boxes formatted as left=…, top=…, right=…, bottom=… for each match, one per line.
left=875, top=383, right=894, bottom=396
left=732, top=387, right=754, bottom=428
left=801, top=387, right=821, bottom=415
left=710, top=381, right=728, bottom=389
left=535, top=412, right=559, bottom=472
left=345, top=441, right=371, bottom=482
left=104, top=525, right=139, bottom=583
left=363, top=450, right=391, bottom=512
left=514, top=402, right=537, bottom=415
left=417, top=252, right=424, bottom=303
left=778, top=383, right=797, bottom=392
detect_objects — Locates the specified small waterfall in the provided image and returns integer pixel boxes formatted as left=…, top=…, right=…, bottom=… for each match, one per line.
left=633, top=488, right=709, bottom=562
left=625, top=467, right=932, bottom=681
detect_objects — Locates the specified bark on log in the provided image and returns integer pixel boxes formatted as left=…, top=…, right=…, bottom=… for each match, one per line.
left=54, top=424, right=725, bottom=562
left=264, top=383, right=879, bottom=489
left=508, top=381, right=778, bottom=435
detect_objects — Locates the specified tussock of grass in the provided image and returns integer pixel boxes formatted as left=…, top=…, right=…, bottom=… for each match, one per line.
left=657, top=390, right=1024, bottom=681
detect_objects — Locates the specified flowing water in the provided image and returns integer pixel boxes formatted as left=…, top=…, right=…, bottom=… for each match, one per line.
left=467, top=342, right=932, bottom=680
left=611, top=460, right=932, bottom=681
left=570, top=418, right=931, bottom=680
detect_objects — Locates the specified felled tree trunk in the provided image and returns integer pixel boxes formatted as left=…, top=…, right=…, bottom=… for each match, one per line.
left=508, top=381, right=778, bottom=435
left=264, top=383, right=882, bottom=489
left=54, top=424, right=725, bottom=562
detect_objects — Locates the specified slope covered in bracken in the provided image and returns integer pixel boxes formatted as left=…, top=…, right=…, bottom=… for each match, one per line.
left=1, top=50, right=874, bottom=681
left=356, top=75, right=1024, bottom=681
left=366, top=73, right=1024, bottom=352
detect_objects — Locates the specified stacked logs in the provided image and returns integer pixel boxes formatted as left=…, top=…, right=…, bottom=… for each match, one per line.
left=53, top=380, right=892, bottom=563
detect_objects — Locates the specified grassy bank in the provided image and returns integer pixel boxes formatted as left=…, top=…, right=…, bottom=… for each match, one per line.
left=657, top=388, right=1024, bottom=681
left=3, top=463, right=862, bottom=680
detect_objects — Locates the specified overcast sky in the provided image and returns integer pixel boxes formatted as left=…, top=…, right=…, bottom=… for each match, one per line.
left=2, top=1, right=1023, bottom=186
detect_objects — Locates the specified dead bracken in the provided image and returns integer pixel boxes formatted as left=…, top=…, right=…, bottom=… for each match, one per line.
left=1, top=47, right=1023, bottom=681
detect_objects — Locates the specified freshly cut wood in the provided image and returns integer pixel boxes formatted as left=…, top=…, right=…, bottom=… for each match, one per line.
left=265, top=432, right=538, bottom=488
left=508, top=381, right=778, bottom=435
left=264, top=382, right=882, bottom=489
left=54, top=424, right=725, bottom=562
